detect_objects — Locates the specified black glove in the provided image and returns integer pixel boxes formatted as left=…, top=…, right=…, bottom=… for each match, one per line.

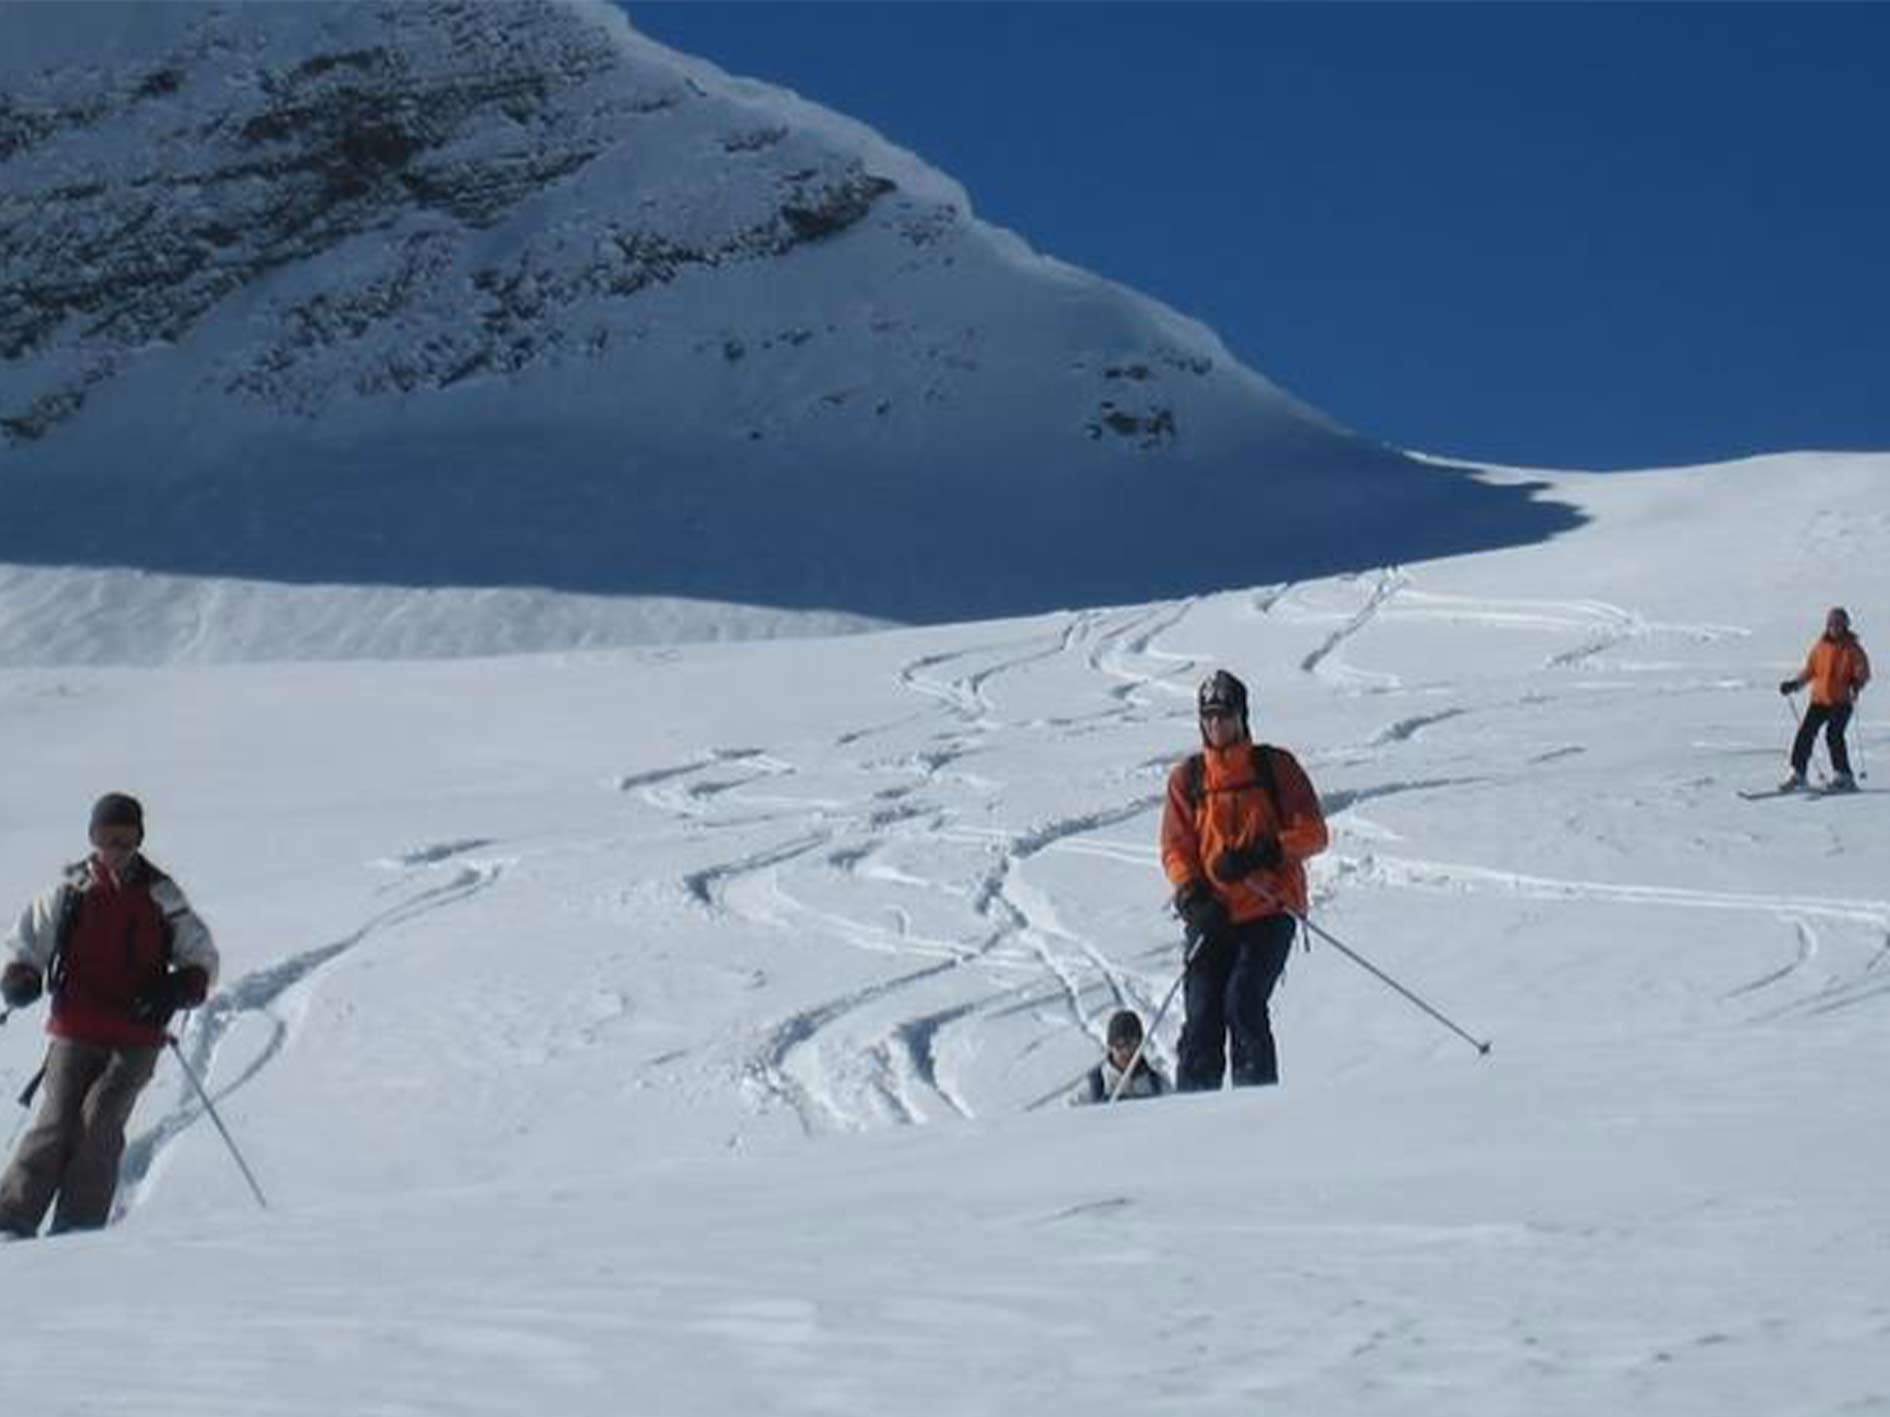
left=1, top=963, right=42, bottom=1010
left=1210, top=835, right=1283, bottom=883
left=1778, top=679, right=1798, bottom=696
left=1173, top=881, right=1229, bottom=941
left=130, top=967, right=208, bottom=1028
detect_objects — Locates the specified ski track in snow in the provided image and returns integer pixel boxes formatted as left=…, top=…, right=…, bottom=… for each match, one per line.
left=1081, top=598, right=1200, bottom=709
left=1292, top=567, right=1409, bottom=680
left=115, top=855, right=506, bottom=1220
left=595, top=575, right=1888, bottom=1137
left=1724, top=918, right=1819, bottom=1000
left=125, top=571, right=1845, bottom=1165
left=710, top=570, right=1874, bottom=1141
left=1334, top=851, right=1890, bottom=930
left=608, top=608, right=1207, bottom=1132
left=1340, top=587, right=1751, bottom=671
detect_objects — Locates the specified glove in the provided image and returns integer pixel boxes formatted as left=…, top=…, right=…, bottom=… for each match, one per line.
left=1210, top=835, right=1283, bottom=883
left=1778, top=679, right=1798, bottom=696
left=130, top=967, right=208, bottom=1028
left=1, top=963, right=42, bottom=1010
left=1173, top=881, right=1229, bottom=942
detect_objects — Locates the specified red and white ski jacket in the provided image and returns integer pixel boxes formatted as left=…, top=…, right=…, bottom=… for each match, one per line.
left=5, top=854, right=218, bottom=1048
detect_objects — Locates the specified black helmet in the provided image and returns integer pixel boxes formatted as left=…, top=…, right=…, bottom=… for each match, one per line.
left=1196, top=669, right=1250, bottom=737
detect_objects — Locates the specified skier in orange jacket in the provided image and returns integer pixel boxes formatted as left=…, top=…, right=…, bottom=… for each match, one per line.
left=1779, top=607, right=1870, bottom=792
left=1159, top=670, right=1328, bottom=1089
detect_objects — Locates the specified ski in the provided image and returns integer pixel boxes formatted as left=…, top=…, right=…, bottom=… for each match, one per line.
left=1739, top=783, right=1870, bottom=800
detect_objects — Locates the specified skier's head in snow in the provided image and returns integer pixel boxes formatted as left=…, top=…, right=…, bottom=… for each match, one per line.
left=1105, top=1010, right=1144, bottom=1070
left=1197, top=669, right=1250, bottom=747
left=1827, top=606, right=1853, bottom=639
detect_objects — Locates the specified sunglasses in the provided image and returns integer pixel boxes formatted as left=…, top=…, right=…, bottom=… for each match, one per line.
left=1199, top=706, right=1237, bottom=720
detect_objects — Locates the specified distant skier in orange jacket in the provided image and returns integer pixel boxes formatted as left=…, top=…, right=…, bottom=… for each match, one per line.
left=1779, top=607, right=1870, bottom=791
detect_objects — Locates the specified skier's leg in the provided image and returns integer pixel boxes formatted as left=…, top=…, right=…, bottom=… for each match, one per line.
left=1227, top=915, right=1296, bottom=1087
left=0, top=1041, right=108, bottom=1237
left=1177, top=933, right=1235, bottom=1091
left=1825, top=704, right=1855, bottom=779
left=1790, top=705, right=1828, bottom=777
left=47, top=1044, right=159, bottom=1233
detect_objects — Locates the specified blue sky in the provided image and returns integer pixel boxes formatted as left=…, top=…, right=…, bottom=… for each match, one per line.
left=627, top=3, right=1890, bottom=471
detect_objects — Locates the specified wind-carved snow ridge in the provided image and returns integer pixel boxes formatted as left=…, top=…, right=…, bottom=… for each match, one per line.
left=0, top=1, right=1580, bottom=658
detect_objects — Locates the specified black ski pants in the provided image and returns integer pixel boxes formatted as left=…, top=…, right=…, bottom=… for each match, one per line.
left=1178, top=912, right=1296, bottom=1091
left=1791, top=702, right=1854, bottom=778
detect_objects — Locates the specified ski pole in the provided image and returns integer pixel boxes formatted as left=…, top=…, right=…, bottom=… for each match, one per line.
left=167, top=1038, right=268, bottom=1211
left=1294, top=911, right=1492, bottom=1057
left=1109, top=930, right=1204, bottom=1103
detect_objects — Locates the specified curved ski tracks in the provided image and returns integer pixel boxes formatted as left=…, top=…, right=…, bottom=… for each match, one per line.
left=616, top=570, right=1888, bottom=1141
left=115, top=848, right=506, bottom=1221
left=109, top=561, right=1883, bottom=1220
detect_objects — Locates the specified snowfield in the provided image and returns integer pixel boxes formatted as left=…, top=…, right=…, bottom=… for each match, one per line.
left=2, top=451, right=1887, bottom=1415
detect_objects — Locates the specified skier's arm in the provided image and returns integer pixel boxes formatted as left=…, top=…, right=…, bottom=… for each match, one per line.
left=1854, top=646, right=1871, bottom=693
left=1799, top=643, right=1820, bottom=687
left=5, top=884, right=68, bottom=973
left=1, top=884, right=69, bottom=1008
left=1159, top=765, right=1204, bottom=887
left=152, top=878, right=218, bottom=989
left=1273, top=752, right=1330, bottom=863
left=1069, top=1066, right=1105, bottom=1107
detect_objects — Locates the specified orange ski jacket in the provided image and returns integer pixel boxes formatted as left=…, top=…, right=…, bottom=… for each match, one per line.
left=1160, top=741, right=1328, bottom=921
left=1801, top=633, right=1871, bottom=707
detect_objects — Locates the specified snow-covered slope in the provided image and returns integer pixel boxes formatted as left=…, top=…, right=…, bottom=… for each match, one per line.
left=0, top=0, right=1576, bottom=660
left=0, top=449, right=1885, bottom=1413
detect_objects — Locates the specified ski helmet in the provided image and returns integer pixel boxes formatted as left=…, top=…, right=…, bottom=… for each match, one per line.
left=1196, top=669, right=1250, bottom=737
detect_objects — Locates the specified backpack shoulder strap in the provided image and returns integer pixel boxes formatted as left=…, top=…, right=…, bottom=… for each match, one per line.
left=1251, top=743, right=1283, bottom=821
left=133, top=858, right=180, bottom=962
left=47, top=871, right=87, bottom=999
left=1189, top=746, right=1282, bottom=816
